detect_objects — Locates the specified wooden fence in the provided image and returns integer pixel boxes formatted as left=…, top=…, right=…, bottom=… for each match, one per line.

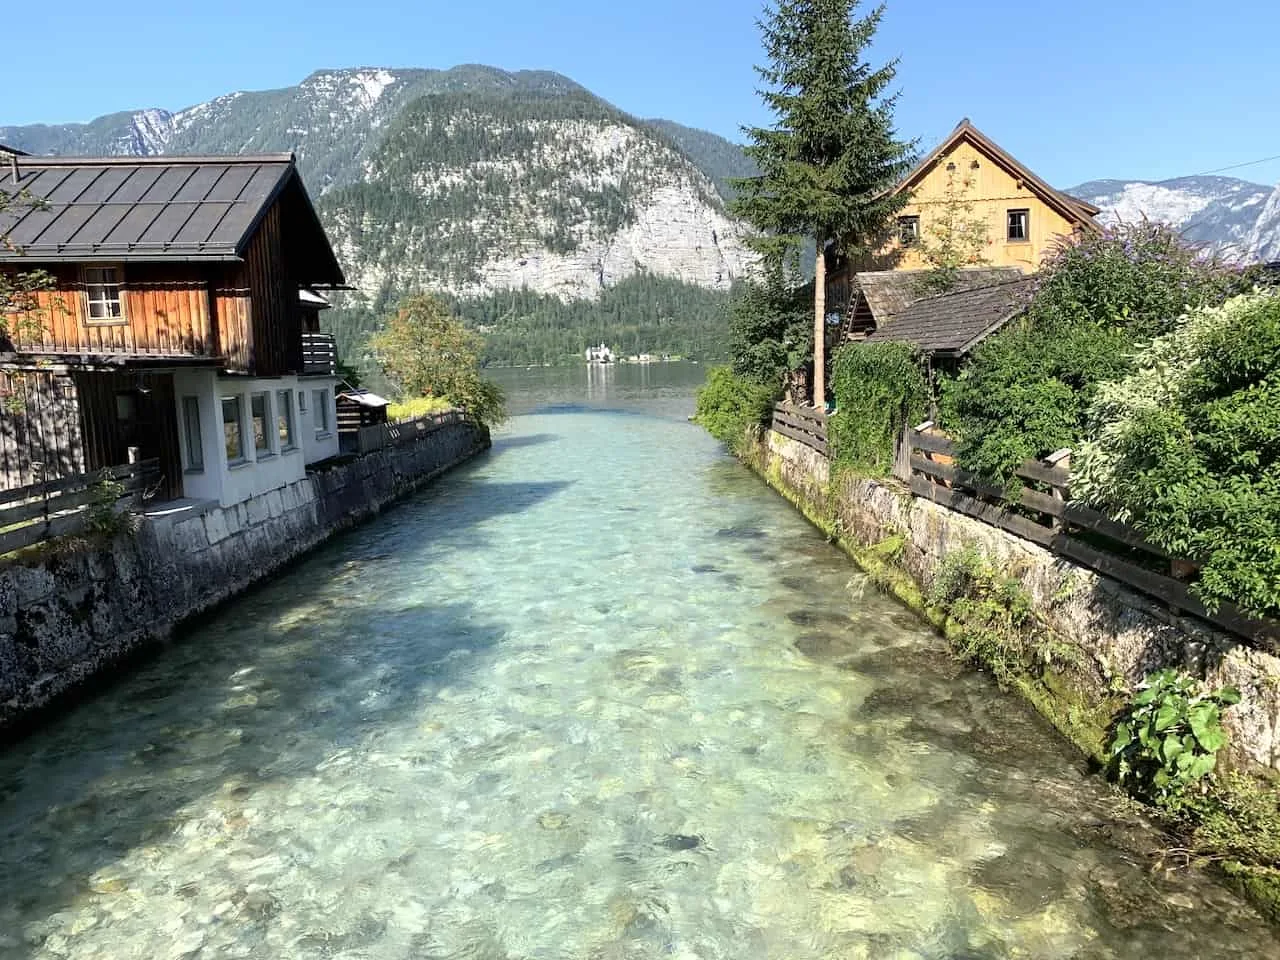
left=770, top=402, right=828, bottom=456
left=900, top=428, right=1276, bottom=645
left=0, top=459, right=159, bottom=556
left=350, top=410, right=466, bottom=456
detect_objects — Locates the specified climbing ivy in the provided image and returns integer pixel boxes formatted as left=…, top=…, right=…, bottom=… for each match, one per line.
left=828, top=342, right=928, bottom=475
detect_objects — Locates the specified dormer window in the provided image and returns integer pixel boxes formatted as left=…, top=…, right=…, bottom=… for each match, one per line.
left=83, top=266, right=125, bottom=324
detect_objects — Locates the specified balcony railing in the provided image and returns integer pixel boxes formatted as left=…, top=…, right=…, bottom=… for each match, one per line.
left=301, top=332, right=337, bottom=376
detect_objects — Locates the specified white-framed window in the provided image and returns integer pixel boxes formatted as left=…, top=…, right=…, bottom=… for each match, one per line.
left=182, top=395, right=204, bottom=472
left=1007, top=208, right=1030, bottom=242
left=83, top=266, right=126, bottom=324
left=277, top=389, right=295, bottom=450
left=250, top=391, right=271, bottom=457
left=313, top=388, right=330, bottom=436
left=897, top=215, right=920, bottom=246
left=222, top=395, right=246, bottom=465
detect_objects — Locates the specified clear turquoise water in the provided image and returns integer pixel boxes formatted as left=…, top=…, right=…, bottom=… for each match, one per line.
left=0, top=364, right=1275, bottom=959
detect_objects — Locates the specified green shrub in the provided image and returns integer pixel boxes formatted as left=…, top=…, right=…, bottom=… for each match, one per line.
left=694, top=366, right=778, bottom=449
left=926, top=547, right=1033, bottom=685
left=1073, top=290, right=1280, bottom=617
left=1107, top=669, right=1240, bottom=809
left=727, top=254, right=812, bottom=388
left=940, top=222, right=1250, bottom=484
left=828, top=341, right=928, bottom=475
left=386, top=395, right=453, bottom=421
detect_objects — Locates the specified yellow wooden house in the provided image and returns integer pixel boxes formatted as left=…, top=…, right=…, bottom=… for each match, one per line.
left=878, top=119, right=1100, bottom=273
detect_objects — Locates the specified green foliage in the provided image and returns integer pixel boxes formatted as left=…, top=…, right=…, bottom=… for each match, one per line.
left=1187, top=771, right=1280, bottom=869
left=940, top=222, right=1251, bottom=484
left=1073, top=290, right=1280, bottom=618
left=728, top=253, right=812, bottom=386
left=1108, top=669, right=1240, bottom=809
left=0, top=189, right=55, bottom=346
left=914, top=170, right=992, bottom=295
left=369, top=294, right=507, bottom=427
left=926, top=547, right=1034, bottom=685
left=328, top=274, right=732, bottom=373
left=733, top=0, right=916, bottom=260
left=82, top=476, right=132, bottom=539
left=694, top=366, right=778, bottom=449
left=386, top=395, right=453, bottom=421
left=828, top=341, right=928, bottom=475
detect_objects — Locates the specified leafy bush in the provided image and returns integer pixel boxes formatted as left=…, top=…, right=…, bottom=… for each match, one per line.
left=828, top=341, right=928, bottom=475
left=1107, top=669, right=1240, bottom=809
left=1073, top=290, right=1280, bottom=617
left=941, top=222, right=1250, bottom=484
left=694, top=366, right=778, bottom=449
left=727, top=255, right=812, bottom=387
left=926, top=546, right=1034, bottom=685
left=386, top=395, right=453, bottom=422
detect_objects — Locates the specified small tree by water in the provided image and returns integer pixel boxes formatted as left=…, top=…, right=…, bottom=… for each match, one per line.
left=369, top=294, right=507, bottom=427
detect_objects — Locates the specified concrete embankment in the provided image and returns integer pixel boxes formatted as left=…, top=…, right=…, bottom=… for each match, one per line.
left=742, top=427, right=1280, bottom=774
left=0, top=420, right=490, bottom=730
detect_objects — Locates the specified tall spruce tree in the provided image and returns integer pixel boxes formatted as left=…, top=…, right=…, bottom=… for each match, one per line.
left=733, top=0, right=915, bottom=406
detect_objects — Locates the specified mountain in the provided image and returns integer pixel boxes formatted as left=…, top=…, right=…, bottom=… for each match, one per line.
left=644, top=120, right=759, bottom=201
left=1068, top=175, right=1277, bottom=261
left=1, top=66, right=756, bottom=366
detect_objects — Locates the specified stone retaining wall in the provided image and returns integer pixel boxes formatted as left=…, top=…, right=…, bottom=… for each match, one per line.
left=750, top=429, right=1280, bottom=772
left=0, top=421, right=490, bottom=729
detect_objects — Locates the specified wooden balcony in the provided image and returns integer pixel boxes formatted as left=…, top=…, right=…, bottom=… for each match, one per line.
left=301, top=332, right=337, bottom=376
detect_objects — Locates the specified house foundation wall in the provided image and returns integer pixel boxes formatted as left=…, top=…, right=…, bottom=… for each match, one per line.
left=0, top=420, right=490, bottom=731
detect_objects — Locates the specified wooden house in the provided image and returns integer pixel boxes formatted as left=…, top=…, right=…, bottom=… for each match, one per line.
left=0, top=153, right=345, bottom=505
left=875, top=119, right=1100, bottom=273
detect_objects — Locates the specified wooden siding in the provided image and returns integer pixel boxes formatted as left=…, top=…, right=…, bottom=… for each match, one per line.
left=4, top=265, right=218, bottom=357
left=0, top=370, right=85, bottom=490
left=874, top=138, right=1087, bottom=273
left=243, top=201, right=302, bottom=377
left=72, top=370, right=183, bottom=499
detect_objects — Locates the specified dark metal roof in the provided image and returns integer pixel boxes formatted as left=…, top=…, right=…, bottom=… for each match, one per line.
left=864, top=277, right=1035, bottom=356
left=0, top=154, right=340, bottom=278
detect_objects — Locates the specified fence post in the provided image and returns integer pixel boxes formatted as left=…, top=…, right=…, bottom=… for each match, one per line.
left=1045, top=448, right=1071, bottom=533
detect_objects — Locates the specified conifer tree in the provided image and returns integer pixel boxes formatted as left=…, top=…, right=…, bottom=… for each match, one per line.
left=733, top=0, right=915, bottom=406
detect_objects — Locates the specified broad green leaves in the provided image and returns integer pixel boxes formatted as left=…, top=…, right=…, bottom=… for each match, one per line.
left=1107, top=669, right=1240, bottom=808
left=828, top=342, right=928, bottom=476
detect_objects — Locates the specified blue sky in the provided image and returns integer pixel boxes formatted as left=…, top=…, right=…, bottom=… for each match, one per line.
left=3, top=0, right=1279, bottom=188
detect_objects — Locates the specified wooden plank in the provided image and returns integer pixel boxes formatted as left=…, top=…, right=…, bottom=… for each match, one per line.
left=1061, top=503, right=1170, bottom=559
left=771, top=420, right=828, bottom=455
left=909, top=455, right=1064, bottom=518
left=908, top=431, right=956, bottom=456
left=0, top=511, right=89, bottom=555
left=909, top=474, right=1056, bottom=547
left=0, top=460, right=158, bottom=508
left=1015, top=458, right=1070, bottom=488
left=1054, top=535, right=1279, bottom=646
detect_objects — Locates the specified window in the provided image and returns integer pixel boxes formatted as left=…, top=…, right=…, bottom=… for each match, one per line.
left=83, top=267, right=125, bottom=323
left=1007, top=209, right=1030, bottom=242
left=114, top=390, right=137, bottom=422
left=250, top=391, right=271, bottom=456
left=313, top=389, right=330, bottom=436
left=898, top=215, right=921, bottom=246
left=277, top=389, right=295, bottom=450
left=222, top=395, right=245, bottom=464
left=298, top=390, right=308, bottom=413
left=182, top=396, right=204, bottom=472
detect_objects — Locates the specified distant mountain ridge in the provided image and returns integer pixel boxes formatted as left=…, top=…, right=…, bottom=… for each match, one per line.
left=0, top=65, right=756, bottom=366
left=1068, top=175, right=1279, bottom=262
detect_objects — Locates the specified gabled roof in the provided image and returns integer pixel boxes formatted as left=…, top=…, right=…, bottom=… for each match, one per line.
left=865, top=276, right=1034, bottom=356
left=898, top=119, right=1101, bottom=228
left=855, top=266, right=1023, bottom=325
left=0, top=153, right=344, bottom=284
left=0, top=143, right=27, bottom=156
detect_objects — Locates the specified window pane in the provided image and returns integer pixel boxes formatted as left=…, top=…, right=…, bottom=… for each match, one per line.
left=314, top=390, right=329, bottom=433
left=183, top=396, right=203, bottom=471
left=222, top=396, right=243, bottom=462
left=251, top=392, right=270, bottom=454
left=276, top=389, right=294, bottom=448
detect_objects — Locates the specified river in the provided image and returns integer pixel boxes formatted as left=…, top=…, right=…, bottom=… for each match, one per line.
left=0, top=363, right=1274, bottom=958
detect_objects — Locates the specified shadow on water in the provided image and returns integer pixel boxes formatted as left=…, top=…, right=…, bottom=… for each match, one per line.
left=487, top=432, right=560, bottom=451
left=0, top=474, right=574, bottom=934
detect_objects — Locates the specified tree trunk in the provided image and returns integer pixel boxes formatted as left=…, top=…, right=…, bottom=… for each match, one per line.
left=812, top=237, right=826, bottom=409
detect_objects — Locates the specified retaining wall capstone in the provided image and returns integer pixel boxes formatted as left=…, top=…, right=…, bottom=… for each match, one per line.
left=0, top=421, right=490, bottom=730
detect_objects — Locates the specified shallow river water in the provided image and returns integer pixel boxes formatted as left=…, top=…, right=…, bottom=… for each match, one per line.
left=0, top=364, right=1276, bottom=959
